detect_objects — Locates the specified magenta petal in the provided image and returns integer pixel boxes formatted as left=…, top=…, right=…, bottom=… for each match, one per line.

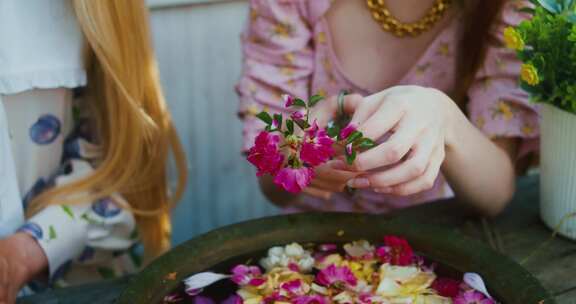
left=273, top=167, right=314, bottom=193
left=282, top=94, right=295, bottom=107
left=247, top=132, right=285, bottom=176
left=290, top=111, right=304, bottom=120
left=339, top=123, right=357, bottom=140
left=293, top=295, right=328, bottom=304
left=318, top=244, right=337, bottom=252
left=300, top=128, right=334, bottom=166
left=316, top=264, right=357, bottom=287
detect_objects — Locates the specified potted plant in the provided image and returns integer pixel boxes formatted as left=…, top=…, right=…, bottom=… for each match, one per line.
left=506, top=0, right=576, bottom=238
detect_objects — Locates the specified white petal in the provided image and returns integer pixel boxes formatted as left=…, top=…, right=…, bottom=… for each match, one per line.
left=464, top=272, right=492, bottom=299
left=183, top=272, right=230, bottom=290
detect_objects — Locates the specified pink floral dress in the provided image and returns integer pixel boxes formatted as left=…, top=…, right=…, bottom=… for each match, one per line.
left=236, top=0, right=539, bottom=213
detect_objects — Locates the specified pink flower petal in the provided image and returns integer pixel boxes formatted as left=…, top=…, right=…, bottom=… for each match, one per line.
left=273, top=167, right=314, bottom=193
left=339, top=124, right=357, bottom=140
left=282, top=94, right=295, bottom=107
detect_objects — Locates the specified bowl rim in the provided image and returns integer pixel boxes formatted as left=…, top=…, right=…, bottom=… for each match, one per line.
left=118, top=212, right=556, bottom=304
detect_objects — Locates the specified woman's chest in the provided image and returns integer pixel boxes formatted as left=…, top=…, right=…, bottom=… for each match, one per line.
left=312, top=0, right=459, bottom=95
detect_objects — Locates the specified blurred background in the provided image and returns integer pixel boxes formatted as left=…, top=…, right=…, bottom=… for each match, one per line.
left=146, top=0, right=278, bottom=245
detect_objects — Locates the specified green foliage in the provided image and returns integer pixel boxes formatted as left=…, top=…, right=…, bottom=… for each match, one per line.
left=515, top=0, right=576, bottom=113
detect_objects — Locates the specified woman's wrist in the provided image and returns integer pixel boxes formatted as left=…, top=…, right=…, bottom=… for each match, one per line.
left=12, top=232, right=48, bottom=282
left=440, top=91, right=467, bottom=152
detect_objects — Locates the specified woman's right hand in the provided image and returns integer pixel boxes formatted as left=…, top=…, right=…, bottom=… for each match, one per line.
left=302, top=94, right=364, bottom=200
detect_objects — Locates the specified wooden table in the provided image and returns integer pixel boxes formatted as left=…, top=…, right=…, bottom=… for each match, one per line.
left=18, top=175, right=576, bottom=303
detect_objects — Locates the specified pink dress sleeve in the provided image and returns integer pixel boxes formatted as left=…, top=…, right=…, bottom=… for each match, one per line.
left=236, top=0, right=315, bottom=152
left=467, top=1, right=540, bottom=159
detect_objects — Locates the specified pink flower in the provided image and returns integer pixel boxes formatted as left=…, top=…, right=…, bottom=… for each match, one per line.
left=283, top=94, right=295, bottom=107
left=293, top=295, right=328, bottom=304
left=376, top=236, right=414, bottom=266
left=339, top=124, right=357, bottom=140
left=453, top=290, right=495, bottom=304
left=345, top=143, right=353, bottom=156
left=263, top=292, right=285, bottom=303
left=273, top=167, right=314, bottom=193
left=316, top=264, right=357, bottom=288
left=318, top=244, right=338, bottom=252
left=290, top=110, right=304, bottom=120
left=271, top=118, right=280, bottom=129
left=300, top=123, right=334, bottom=166
left=247, top=132, right=284, bottom=176
left=432, top=278, right=461, bottom=298
left=280, top=279, right=306, bottom=296
left=231, top=265, right=265, bottom=287
left=288, top=262, right=300, bottom=272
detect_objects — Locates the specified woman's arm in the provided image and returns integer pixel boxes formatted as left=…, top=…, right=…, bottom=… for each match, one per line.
left=442, top=105, right=518, bottom=216
left=238, top=1, right=345, bottom=205
left=0, top=233, right=48, bottom=303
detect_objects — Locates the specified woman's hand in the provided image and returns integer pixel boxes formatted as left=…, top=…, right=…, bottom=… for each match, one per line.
left=344, top=86, right=458, bottom=196
left=0, top=233, right=48, bottom=304
left=259, top=93, right=364, bottom=203
left=302, top=94, right=364, bottom=199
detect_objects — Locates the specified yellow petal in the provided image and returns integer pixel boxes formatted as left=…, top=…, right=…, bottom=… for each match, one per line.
left=376, top=277, right=402, bottom=296
left=380, top=264, right=419, bottom=283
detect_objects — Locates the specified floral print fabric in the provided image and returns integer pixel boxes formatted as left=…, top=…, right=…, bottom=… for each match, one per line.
left=236, top=0, right=540, bottom=213
left=2, top=88, right=138, bottom=290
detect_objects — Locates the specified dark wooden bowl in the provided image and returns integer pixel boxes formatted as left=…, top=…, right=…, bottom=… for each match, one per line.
left=118, top=212, right=555, bottom=303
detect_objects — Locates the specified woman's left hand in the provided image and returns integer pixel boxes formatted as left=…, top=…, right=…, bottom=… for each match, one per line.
left=343, top=85, right=458, bottom=196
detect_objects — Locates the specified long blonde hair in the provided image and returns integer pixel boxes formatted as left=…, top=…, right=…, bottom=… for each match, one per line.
left=28, top=0, right=187, bottom=260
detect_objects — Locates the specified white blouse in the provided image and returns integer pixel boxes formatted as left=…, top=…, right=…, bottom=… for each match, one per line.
left=0, top=0, right=86, bottom=94
left=0, top=0, right=139, bottom=291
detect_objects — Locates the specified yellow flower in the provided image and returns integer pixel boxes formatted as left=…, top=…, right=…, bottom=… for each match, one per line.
left=503, top=27, right=524, bottom=51
left=496, top=101, right=514, bottom=121
left=520, top=63, right=540, bottom=85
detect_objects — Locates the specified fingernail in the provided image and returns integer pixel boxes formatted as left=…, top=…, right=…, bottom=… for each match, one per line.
left=375, top=187, right=392, bottom=193
left=347, top=178, right=370, bottom=188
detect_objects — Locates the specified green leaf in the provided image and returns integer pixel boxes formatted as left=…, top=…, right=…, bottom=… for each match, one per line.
left=256, top=111, right=272, bottom=125
left=61, top=205, right=75, bottom=219
left=357, top=138, right=377, bottom=149
left=567, top=12, right=576, bottom=23
left=81, top=213, right=101, bottom=225
left=518, top=7, right=536, bottom=14
left=273, top=113, right=283, bottom=129
left=293, top=99, right=307, bottom=107
left=286, top=119, right=294, bottom=134
left=308, top=95, right=324, bottom=107
left=345, top=148, right=357, bottom=165
left=346, top=131, right=363, bottom=144
left=326, top=122, right=341, bottom=138
left=537, top=0, right=561, bottom=13
left=294, top=119, right=310, bottom=130
left=49, top=226, right=57, bottom=240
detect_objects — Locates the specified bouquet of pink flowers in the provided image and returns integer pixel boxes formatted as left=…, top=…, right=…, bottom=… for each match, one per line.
left=177, top=236, right=497, bottom=304
left=246, top=94, right=375, bottom=193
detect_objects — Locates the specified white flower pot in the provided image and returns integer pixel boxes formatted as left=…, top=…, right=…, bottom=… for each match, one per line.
left=540, top=104, right=576, bottom=240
